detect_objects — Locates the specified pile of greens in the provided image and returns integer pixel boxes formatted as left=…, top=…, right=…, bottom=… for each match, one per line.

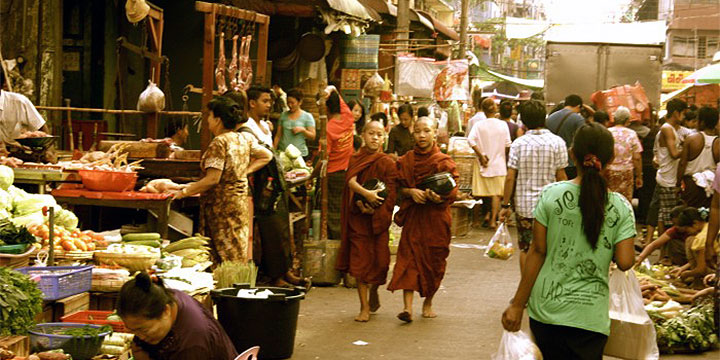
left=0, top=219, right=36, bottom=246
left=61, top=324, right=113, bottom=338
left=0, top=267, right=44, bottom=335
left=654, top=300, right=718, bottom=352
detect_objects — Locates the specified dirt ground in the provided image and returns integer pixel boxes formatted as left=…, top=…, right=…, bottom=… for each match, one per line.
left=290, top=226, right=720, bottom=360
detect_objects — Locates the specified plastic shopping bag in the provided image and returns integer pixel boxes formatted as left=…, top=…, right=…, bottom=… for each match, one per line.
left=604, top=269, right=660, bottom=360
left=492, top=330, right=542, bottom=360
left=137, top=80, right=166, bottom=112
left=485, top=222, right=515, bottom=260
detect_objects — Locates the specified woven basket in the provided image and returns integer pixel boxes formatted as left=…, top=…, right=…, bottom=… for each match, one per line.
left=452, top=155, right=475, bottom=193
left=94, top=252, right=159, bottom=272
left=0, top=246, right=34, bottom=269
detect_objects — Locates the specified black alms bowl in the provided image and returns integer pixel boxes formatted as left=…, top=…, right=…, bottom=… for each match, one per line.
left=353, top=178, right=388, bottom=207
left=417, top=172, right=456, bottom=196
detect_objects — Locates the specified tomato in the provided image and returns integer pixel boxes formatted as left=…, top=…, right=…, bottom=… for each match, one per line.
left=74, top=239, right=88, bottom=252
left=61, top=240, right=77, bottom=252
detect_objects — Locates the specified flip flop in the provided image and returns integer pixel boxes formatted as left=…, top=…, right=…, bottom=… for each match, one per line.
left=397, top=311, right=412, bottom=323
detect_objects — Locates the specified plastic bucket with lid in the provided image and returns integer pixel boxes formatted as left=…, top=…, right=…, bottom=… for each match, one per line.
left=211, top=284, right=306, bottom=359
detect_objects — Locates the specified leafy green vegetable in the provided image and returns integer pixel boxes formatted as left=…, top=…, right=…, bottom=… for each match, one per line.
left=655, top=300, right=717, bottom=352
left=0, top=267, right=44, bottom=335
left=0, top=219, right=36, bottom=246
left=0, top=189, right=11, bottom=211
left=13, top=194, right=57, bottom=217
left=54, top=208, right=79, bottom=230
left=0, top=165, right=14, bottom=190
left=62, top=324, right=113, bottom=338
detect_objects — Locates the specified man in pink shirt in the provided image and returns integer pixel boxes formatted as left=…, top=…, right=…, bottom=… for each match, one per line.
left=468, top=98, right=511, bottom=229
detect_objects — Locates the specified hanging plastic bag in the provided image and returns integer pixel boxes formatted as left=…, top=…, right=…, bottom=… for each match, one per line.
left=137, top=80, right=166, bottom=113
left=485, top=222, right=514, bottom=260
left=362, top=72, right=384, bottom=98
left=492, top=330, right=543, bottom=360
left=604, top=269, right=660, bottom=360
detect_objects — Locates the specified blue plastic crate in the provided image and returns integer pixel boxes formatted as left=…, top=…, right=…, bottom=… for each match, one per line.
left=16, top=266, right=93, bottom=301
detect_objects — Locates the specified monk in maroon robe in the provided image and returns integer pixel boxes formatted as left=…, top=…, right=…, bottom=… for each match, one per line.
left=387, top=117, right=459, bottom=322
left=337, top=119, right=397, bottom=322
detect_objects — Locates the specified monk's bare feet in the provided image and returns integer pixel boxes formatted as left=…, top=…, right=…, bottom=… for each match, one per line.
left=271, top=278, right=293, bottom=288
left=397, top=310, right=412, bottom=323
left=369, top=288, right=380, bottom=312
left=422, top=300, right=437, bottom=318
left=355, top=308, right=370, bottom=322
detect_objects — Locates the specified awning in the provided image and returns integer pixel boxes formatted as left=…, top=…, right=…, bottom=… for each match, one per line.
left=416, top=10, right=458, bottom=41
left=358, top=0, right=396, bottom=16
left=661, top=84, right=694, bottom=106
left=545, top=21, right=665, bottom=45
left=476, top=68, right=544, bottom=90
left=409, top=9, right=434, bottom=31
left=326, top=0, right=380, bottom=21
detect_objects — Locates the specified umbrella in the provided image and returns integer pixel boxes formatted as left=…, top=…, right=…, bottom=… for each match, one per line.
left=682, top=63, right=720, bottom=84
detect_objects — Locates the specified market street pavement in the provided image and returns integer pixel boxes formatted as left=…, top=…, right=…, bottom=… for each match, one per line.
left=291, top=227, right=720, bottom=360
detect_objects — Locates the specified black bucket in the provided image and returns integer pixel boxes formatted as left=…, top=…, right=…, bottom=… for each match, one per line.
left=211, top=284, right=306, bottom=359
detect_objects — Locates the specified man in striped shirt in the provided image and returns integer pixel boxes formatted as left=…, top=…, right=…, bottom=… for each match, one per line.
left=499, top=100, right=568, bottom=271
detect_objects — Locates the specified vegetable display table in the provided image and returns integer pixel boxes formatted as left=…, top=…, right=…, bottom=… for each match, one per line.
left=51, top=187, right=172, bottom=238
left=12, top=167, right=81, bottom=194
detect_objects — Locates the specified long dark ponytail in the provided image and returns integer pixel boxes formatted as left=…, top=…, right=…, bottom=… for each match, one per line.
left=572, top=123, right=614, bottom=250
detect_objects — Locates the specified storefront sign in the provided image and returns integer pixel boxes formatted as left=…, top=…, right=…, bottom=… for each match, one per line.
left=662, top=71, right=693, bottom=91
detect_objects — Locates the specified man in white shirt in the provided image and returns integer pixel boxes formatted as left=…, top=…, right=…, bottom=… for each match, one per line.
left=244, top=87, right=274, bottom=147
left=468, top=98, right=511, bottom=229
left=0, top=68, right=47, bottom=153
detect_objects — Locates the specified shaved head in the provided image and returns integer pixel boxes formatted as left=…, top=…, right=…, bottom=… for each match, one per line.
left=416, top=116, right=437, bottom=129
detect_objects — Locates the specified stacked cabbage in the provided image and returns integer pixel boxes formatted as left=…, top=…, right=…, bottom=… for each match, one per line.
left=0, top=165, right=78, bottom=229
left=278, top=144, right=312, bottom=175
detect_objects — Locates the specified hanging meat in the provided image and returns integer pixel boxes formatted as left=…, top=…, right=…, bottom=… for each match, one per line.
left=215, top=32, right=228, bottom=93
left=239, top=35, right=253, bottom=90
left=229, top=35, right=239, bottom=91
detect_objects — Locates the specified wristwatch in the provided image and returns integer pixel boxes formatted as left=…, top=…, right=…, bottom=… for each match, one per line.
left=501, top=203, right=511, bottom=209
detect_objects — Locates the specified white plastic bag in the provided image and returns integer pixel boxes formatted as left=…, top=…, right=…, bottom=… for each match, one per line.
left=492, top=330, right=542, bottom=360
left=604, top=269, right=660, bottom=360
left=485, top=222, right=515, bottom=260
left=137, top=80, right=165, bottom=112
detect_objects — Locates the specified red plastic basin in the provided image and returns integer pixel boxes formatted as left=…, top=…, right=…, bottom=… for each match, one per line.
left=78, top=170, right=138, bottom=192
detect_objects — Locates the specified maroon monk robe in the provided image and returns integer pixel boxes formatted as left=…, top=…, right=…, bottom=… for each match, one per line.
left=336, top=148, right=398, bottom=285
left=387, top=145, right=459, bottom=298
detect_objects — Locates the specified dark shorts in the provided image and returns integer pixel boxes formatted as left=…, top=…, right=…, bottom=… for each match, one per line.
left=516, top=216, right=533, bottom=252
left=530, top=318, right=608, bottom=360
left=657, top=185, right=681, bottom=223
left=646, top=187, right=660, bottom=227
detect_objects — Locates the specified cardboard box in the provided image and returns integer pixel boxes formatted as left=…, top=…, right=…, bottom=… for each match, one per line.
left=0, top=336, right=29, bottom=357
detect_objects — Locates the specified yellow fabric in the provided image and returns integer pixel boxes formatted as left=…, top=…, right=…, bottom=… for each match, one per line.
left=690, top=223, right=720, bottom=255
left=472, top=161, right=505, bottom=196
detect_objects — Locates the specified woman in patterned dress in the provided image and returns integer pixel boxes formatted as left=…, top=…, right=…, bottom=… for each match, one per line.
left=606, top=106, right=643, bottom=202
left=173, top=96, right=272, bottom=264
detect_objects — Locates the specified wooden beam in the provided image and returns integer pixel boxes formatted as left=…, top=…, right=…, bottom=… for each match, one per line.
left=117, top=37, right=164, bottom=64
left=255, top=15, right=270, bottom=85
left=200, top=9, right=216, bottom=152
left=196, top=1, right=270, bottom=24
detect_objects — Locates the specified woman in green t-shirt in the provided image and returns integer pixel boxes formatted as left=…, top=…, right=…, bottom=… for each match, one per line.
left=274, top=89, right=316, bottom=158
left=501, top=123, right=636, bottom=359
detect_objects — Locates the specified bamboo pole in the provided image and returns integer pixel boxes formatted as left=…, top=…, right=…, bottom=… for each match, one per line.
left=35, top=106, right=201, bottom=116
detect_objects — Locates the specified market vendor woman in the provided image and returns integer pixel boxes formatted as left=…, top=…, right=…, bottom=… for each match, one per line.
left=172, top=96, right=273, bottom=263
left=118, top=272, right=238, bottom=359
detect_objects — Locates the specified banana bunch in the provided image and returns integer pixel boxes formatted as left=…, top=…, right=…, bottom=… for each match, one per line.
left=164, top=235, right=211, bottom=267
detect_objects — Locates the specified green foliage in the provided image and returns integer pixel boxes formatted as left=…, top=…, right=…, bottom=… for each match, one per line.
left=0, top=267, right=44, bottom=335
